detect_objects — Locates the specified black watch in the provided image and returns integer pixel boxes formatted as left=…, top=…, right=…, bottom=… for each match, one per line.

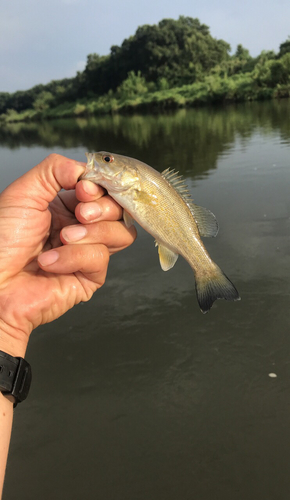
left=0, top=350, right=32, bottom=407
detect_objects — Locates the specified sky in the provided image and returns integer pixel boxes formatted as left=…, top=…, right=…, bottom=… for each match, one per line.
left=1, top=0, right=289, bottom=93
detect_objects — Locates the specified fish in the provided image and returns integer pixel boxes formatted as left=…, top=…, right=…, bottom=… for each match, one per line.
left=81, top=151, right=240, bottom=313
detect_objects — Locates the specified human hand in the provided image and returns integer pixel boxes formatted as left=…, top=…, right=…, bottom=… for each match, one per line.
left=0, top=154, right=136, bottom=357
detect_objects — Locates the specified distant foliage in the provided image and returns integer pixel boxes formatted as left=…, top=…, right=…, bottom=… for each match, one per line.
left=116, top=71, right=148, bottom=100
left=33, top=91, right=54, bottom=111
left=0, top=78, right=74, bottom=114
left=104, top=16, right=231, bottom=88
left=1, top=18, right=290, bottom=120
left=278, top=37, right=290, bottom=58
left=1, top=16, right=231, bottom=112
left=253, top=52, right=290, bottom=87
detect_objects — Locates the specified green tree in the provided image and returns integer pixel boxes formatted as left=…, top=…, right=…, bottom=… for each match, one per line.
left=78, top=16, right=231, bottom=96
left=33, top=91, right=54, bottom=111
left=253, top=53, right=290, bottom=87
left=111, top=16, right=230, bottom=87
left=0, top=93, right=10, bottom=114
left=235, top=44, right=250, bottom=60
left=81, top=53, right=112, bottom=96
left=278, top=37, right=290, bottom=57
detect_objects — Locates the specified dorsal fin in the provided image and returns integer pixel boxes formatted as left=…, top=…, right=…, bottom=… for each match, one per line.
left=161, top=168, right=192, bottom=204
left=161, top=168, right=218, bottom=237
left=161, top=168, right=218, bottom=238
left=188, top=203, right=219, bottom=237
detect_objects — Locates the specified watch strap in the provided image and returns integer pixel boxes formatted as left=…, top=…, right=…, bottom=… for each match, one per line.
left=0, top=350, right=32, bottom=406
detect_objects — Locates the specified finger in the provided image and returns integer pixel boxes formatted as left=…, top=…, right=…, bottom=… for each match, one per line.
left=60, top=221, right=137, bottom=254
left=75, top=196, right=123, bottom=224
left=75, top=180, right=106, bottom=202
left=37, top=243, right=110, bottom=287
left=2, top=154, right=86, bottom=211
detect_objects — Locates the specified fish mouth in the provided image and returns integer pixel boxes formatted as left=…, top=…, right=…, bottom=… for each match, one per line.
left=80, top=152, right=101, bottom=181
left=85, top=152, right=95, bottom=169
left=80, top=168, right=102, bottom=182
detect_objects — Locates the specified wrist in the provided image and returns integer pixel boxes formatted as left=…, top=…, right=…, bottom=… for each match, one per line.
left=0, top=320, right=29, bottom=358
left=0, top=392, right=15, bottom=406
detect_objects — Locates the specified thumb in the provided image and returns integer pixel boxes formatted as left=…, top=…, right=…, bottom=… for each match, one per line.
left=1, top=154, right=86, bottom=210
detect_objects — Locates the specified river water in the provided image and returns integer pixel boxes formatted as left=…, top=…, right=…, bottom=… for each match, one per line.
left=2, top=100, right=290, bottom=500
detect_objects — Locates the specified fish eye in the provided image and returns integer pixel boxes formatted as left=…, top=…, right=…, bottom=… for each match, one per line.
left=103, top=155, right=114, bottom=163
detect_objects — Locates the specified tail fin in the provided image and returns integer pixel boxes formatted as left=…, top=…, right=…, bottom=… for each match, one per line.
left=195, top=266, right=240, bottom=314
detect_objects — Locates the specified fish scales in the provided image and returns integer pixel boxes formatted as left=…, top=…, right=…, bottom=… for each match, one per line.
left=131, top=167, right=213, bottom=269
left=81, top=151, right=240, bottom=313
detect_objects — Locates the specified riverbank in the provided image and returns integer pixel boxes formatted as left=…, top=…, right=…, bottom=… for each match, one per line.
left=1, top=72, right=290, bottom=124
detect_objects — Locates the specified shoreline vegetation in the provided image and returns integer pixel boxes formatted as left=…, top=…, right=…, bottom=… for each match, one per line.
left=1, top=16, right=290, bottom=124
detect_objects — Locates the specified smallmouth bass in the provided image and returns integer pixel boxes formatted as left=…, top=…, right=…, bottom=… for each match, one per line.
left=81, top=151, right=240, bottom=313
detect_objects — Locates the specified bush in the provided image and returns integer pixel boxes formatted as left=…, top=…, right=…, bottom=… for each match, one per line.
left=74, top=103, right=86, bottom=115
left=33, top=91, right=54, bottom=111
left=117, top=71, right=148, bottom=100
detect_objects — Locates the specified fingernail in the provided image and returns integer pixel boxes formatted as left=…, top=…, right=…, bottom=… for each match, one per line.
left=82, top=180, right=99, bottom=195
left=62, top=225, right=87, bottom=242
left=80, top=202, right=102, bottom=221
left=38, top=250, right=59, bottom=266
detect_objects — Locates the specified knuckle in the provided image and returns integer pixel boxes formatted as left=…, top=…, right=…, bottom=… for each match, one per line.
left=98, top=244, right=110, bottom=266
left=46, top=153, right=59, bottom=163
left=101, top=197, right=122, bottom=219
left=96, top=245, right=109, bottom=287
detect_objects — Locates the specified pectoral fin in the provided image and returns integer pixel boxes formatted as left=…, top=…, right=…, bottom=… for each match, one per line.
left=155, top=242, right=179, bottom=271
left=123, top=210, right=135, bottom=228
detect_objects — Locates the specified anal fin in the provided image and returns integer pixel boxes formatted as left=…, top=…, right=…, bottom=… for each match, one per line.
left=156, top=242, right=178, bottom=271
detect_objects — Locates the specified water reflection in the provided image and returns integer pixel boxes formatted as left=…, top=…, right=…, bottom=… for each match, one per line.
left=1, top=99, right=290, bottom=180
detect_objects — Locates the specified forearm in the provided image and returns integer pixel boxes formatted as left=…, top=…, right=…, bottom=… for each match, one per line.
left=0, top=330, right=28, bottom=500
left=0, top=393, right=14, bottom=499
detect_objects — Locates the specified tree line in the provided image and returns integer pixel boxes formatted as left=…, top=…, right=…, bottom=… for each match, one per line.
left=1, top=16, right=290, bottom=118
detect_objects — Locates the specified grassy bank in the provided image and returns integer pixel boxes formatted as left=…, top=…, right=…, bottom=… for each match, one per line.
left=1, top=72, right=290, bottom=124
